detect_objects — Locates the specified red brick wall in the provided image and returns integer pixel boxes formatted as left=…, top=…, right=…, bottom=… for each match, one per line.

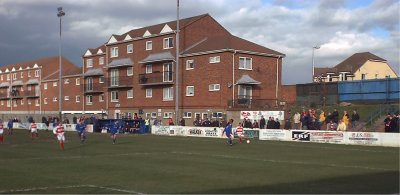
left=281, top=85, right=297, bottom=104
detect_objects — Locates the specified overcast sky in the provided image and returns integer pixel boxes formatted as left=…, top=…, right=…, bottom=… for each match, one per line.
left=0, top=0, right=398, bottom=84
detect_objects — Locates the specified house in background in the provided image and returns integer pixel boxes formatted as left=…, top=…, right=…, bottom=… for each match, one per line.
left=314, top=52, right=398, bottom=83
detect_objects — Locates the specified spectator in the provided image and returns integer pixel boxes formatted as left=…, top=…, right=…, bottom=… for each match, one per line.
left=342, top=111, right=350, bottom=128
left=384, top=114, right=392, bottom=132
left=252, top=120, right=259, bottom=128
left=327, top=120, right=337, bottom=131
left=332, top=109, right=339, bottom=124
left=179, top=117, right=185, bottom=126
left=284, top=119, right=291, bottom=130
left=293, top=112, right=301, bottom=130
left=337, top=120, right=347, bottom=131
left=168, top=118, right=174, bottom=126
left=319, top=110, right=325, bottom=129
left=259, top=116, right=266, bottom=129
left=274, top=118, right=281, bottom=129
left=351, top=110, right=360, bottom=128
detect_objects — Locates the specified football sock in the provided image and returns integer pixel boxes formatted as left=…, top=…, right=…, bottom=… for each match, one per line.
left=60, top=142, right=65, bottom=150
left=0, top=135, right=3, bottom=142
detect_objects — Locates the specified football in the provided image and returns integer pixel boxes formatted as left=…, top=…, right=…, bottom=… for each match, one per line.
left=246, top=140, right=250, bottom=144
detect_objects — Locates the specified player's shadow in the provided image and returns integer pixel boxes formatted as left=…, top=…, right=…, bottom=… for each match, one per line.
left=181, top=171, right=399, bottom=194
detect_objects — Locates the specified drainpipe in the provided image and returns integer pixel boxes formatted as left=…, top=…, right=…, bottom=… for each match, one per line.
left=232, top=50, right=237, bottom=104
left=82, top=58, right=85, bottom=115
left=276, top=56, right=281, bottom=106
left=39, top=67, right=42, bottom=114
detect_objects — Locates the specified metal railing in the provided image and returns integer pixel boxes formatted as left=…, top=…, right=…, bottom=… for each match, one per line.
left=228, top=98, right=278, bottom=110
left=107, top=76, right=133, bottom=88
left=139, top=71, right=173, bottom=85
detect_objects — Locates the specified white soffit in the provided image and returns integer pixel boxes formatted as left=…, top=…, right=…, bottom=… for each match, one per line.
left=143, top=30, right=151, bottom=37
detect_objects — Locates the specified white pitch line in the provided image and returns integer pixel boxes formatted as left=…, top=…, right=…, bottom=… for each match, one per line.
left=0, top=184, right=142, bottom=194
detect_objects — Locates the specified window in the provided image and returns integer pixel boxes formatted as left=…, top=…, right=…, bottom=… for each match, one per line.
left=186, top=60, right=194, bottom=70
left=111, top=91, right=119, bottom=102
left=53, top=97, right=58, bottom=102
left=110, top=69, right=119, bottom=86
left=28, top=71, right=31, bottom=77
left=208, top=84, right=220, bottom=91
left=86, top=77, right=93, bottom=91
left=127, top=44, right=133, bottom=53
left=28, top=99, right=31, bottom=105
left=12, top=73, right=16, bottom=80
left=146, top=88, right=152, bottom=98
left=13, top=100, right=17, bottom=107
left=76, top=78, right=80, bottom=85
left=35, top=70, right=39, bottom=77
left=186, top=86, right=194, bottom=96
left=238, top=85, right=252, bottom=99
left=99, top=57, right=104, bottom=65
left=163, top=62, right=173, bottom=82
left=35, top=99, right=40, bottom=106
left=146, top=65, right=152, bottom=74
left=64, top=79, right=69, bottom=84
left=375, top=74, right=378, bottom=79
left=209, top=56, right=220, bottom=63
left=64, top=96, right=69, bottom=101
left=7, top=74, right=10, bottom=81
left=239, top=57, right=252, bottom=70
left=86, top=95, right=93, bottom=105
left=20, top=72, right=24, bottom=78
left=183, top=112, right=192, bottom=118
left=127, top=67, right=133, bottom=76
left=127, top=89, right=133, bottom=99
left=146, top=41, right=152, bottom=50
left=28, top=86, right=32, bottom=91
left=99, top=76, right=105, bottom=83
left=163, top=87, right=173, bottom=101
left=76, top=95, right=80, bottom=102
left=99, top=94, right=104, bottom=102
left=44, top=98, right=48, bottom=105
left=151, top=112, right=157, bottom=118
left=21, top=99, right=24, bottom=105
left=1, top=100, right=3, bottom=106
left=7, top=100, right=11, bottom=107
left=53, top=82, right=57, bottom=87
left=111, top=47, right=119, bottom=58
left=44, top=83, right=48, bottom=90
left=163, top=112, right=173, bottom=119
left=0, top=75, right=2, bottom=81
left=212, top=112, right=223, bottom=118
left=86, top=59, right=93, bottom=68
left=163, top=37, right=174, bottom=49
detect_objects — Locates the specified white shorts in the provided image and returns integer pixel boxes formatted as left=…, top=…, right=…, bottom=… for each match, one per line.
left=0, top=129, right=3, bottom=134
left=31, top=128, right=38, bottom=133
left=237, top=132, right=244, bottom=137
left=56, top=133, right=65, bottom=141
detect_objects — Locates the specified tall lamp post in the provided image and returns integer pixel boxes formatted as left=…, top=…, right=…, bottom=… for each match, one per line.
left=311, top=46, right=320, bottom=82
left=57, top=7, right=65, bottom=123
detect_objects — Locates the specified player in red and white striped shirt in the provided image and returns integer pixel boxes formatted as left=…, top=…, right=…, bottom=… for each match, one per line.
left=53, top=123, right=65, bottom=150
left=0, top=120, right=4, bottom=143
left=30, top=120, right=39, bottom=140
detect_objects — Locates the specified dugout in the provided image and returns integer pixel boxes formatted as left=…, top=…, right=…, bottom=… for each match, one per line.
left=97, top=119, right=146, bottom=134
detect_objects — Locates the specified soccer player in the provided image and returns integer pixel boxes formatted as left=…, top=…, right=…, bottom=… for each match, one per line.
left=0, top=120, right=4, bottom=143
left=7, top=119, right=13, bottom=135
left=222, top=119, right=234, bottom=146
left=235, top=122, right=247, bottom=143
left=110, top=120, right=120, bottom=144
left=29, top=120, right=39, bottom=139
left=75, top=119, right=87, bottom=144
left=53, top=122, right=65, bottom=150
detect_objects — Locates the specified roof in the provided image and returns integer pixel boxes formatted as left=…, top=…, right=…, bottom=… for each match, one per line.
left=107, top=58, right=133, bottom=68
left=11, top=80, right=24, bottom=86
left=0, top=82, right=10, bottom=88
left=236, top=74, right=261, bottom=85
left=42, top=66, right=82, bottom=80
left=314, top=67, right=337, bottom=77
left=0, top=56, right=59, bottom=72
left=83, top=68, right=104, bottom=77
left=26, top=79, right=39, bottom=85
left=139, top=52, right=175, bottom=64
left=334, top=52, right=386, bottom=73
left=181, top=35, right=284, bottom=56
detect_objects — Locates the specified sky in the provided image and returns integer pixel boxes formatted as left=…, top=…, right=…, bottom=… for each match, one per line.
left=0, top=0, right=398, bottom=84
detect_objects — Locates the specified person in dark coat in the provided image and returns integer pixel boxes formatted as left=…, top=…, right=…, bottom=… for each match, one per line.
left=332, top=109, right=339, bottom=124
left=259, top=116, right=266, bottom=129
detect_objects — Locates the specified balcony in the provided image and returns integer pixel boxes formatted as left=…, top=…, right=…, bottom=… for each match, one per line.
left=228, top=96, right=278, bottom=110
left=139, top=71, right=174, bottom=86
left=84, top=83, right=105, bottom=94
left=0, top=92, right=9, bottom=100
left=107, top=76, right=133, bottom=89
left=25, top=91, right=40, bottom=98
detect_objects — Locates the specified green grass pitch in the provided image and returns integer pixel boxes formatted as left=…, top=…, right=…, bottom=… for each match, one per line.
left=0, top=129, right=398, bottom=194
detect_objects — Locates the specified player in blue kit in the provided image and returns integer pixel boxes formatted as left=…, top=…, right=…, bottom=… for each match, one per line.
left=222, top=119, right=234, bottom=146
left=110, top=120, right=120, bottom=144
left=75, top=119, right=87, bottom=144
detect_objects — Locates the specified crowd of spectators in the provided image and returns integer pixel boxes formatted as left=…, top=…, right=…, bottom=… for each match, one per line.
left=383, top=113, right=400, bottom=133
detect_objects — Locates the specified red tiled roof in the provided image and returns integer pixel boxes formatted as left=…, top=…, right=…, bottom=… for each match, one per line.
left=0, top=56, right=70, bottom=72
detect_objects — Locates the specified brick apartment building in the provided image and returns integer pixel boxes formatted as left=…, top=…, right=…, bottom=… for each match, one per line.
left=82, top=14, right=285, bottom=123
left=0, top=14, right=285, bottom=124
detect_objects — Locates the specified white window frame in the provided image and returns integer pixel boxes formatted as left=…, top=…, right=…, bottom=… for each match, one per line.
left=212, top=112, right=223, bottom=119
left=186, top=86, right=194, bottom=96
left=76, top=78, right=80, bottom=85
left=7, top=74, right=10, bottom=81
left=99, top=94, right=105, bottom=102
left=20, top=99, right=24, bottom=105
left=163, top=87, right=173, bottom=101
left=13, top=100, right=17, bottom=107
left=27, top=99, right=31, bottom=105
left=127, top=44, right=133, bottom=53
left=53, top=82, right=57, bottom=87
left=146, top=65, right=152, bottom=74
left=163, top=37, right=174, bottom=49
left=127, top=67, right=133, bottom=76
left=28, top=71, right=31, bottom=77
left=86, top=95, right=93, bottom=105
left=43, top=98, right=48, bottom=105
left=53, top=97, right=58, bottom=102
left=110, top=69, right=119, bottom=86
left=111, top=47, right=119, bottom=58
left=111, top=91, right=119, bottom=102
left=99, top=76, right=105, bottom=83
left=12, top=73, right=16, bottom=80
left=146, top=88, right=152, bottom=98
left=64, top=78, right=69, bottom=84
left=20, top=72, right=24, bottom=79
left=127, top=89, right=133, bottom=99
left=146, top=41, right=152, bottom=51
left=44, top=83, right=48, bottom=90
left=7, top=100, right=11, bottom=107
left=239, top=57, right=252, bottom=70
left=163, top=112, right=173, bottom=119
left=28, top=85, right=32, bottom=91
left=76, top=95, right=80, bottom=103
left=208, top=84, right=220, bottom=91
left=35, top=99, right=39, bottom=106
left=86, top=59, right=93, bottom=68
left=186, top=60, right=194, bottom=70
left=0, top=75, right=3, bottom=81
left=209, top=56, right=220, bottom=64
left=151, top=112, right=157, bottom=118
left=64, top=96, right=69, bottom=101
left=183, top=112, right=192, bottom=118
left=35, top=70, right=39, bottom=77
left=99, top=57, right=104, bottom=65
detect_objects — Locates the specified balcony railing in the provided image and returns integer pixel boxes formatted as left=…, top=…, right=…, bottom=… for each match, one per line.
left=228, top=97, right=278, bottom=110
left=107, top=76, right=133, bottom=89
left=84, top=83, right=105, bottom=94
left=25, top=91, right=40, bottom=98
left=139, top=71, right=174, bottom=86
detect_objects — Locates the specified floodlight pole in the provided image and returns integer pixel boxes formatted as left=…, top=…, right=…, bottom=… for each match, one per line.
left=312, top=46, right=320, bottom=82
left=57, top=7, right=65, bottom=123
left=175, top=0, right=180, bottom=125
